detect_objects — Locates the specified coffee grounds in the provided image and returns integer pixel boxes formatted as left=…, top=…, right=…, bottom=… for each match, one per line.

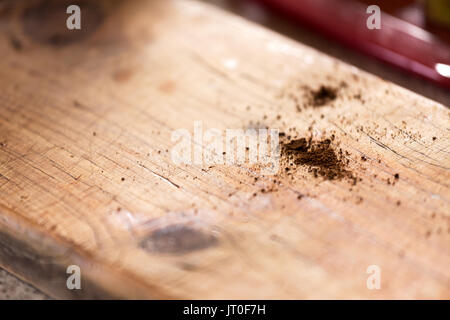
left=310, top=86, right=338, bottom=107
left=281, top=137, right=356, bottom=183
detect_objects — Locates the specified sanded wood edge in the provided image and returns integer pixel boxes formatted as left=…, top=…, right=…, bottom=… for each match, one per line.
left=0, top=206, right=173, bottom=299
left=0, top=217, right=116, bottom=298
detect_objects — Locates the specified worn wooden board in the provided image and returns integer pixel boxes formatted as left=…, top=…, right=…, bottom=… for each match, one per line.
left=0, top=0, right=449, bottom=299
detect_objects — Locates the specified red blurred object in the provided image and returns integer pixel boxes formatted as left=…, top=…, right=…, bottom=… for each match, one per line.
left=259, top=0, right=450, bottom=89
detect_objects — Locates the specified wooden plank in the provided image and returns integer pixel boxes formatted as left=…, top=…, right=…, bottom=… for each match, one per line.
left=0, top=0, right=448, bottom=299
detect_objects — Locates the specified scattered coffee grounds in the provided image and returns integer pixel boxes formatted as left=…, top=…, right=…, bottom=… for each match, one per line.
left=281, top=136, right=356, bottom=183
left=281, top=80, right=345, bottom=111
left=310, top=85, right=338, bottom=107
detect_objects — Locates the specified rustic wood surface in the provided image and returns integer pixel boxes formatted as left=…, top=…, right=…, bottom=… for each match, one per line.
left=0, top=0, right=449, bottom=299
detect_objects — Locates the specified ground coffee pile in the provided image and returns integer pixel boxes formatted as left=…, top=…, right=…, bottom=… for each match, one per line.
left=281, top=137, right=356, bottom=183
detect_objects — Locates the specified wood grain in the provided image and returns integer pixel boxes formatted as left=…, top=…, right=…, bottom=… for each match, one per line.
left=0, top=0, right=448, bottom=299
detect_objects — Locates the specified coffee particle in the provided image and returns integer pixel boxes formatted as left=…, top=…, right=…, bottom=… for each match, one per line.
left=310, top=86, right=338, bottom=107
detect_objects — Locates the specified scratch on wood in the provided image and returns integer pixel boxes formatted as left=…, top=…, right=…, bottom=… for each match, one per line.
left=363, top=131, right=449, bottom=170
left=138, top=163, right=180, bottom=189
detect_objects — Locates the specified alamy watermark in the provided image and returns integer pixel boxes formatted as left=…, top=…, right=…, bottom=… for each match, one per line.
left=366, top=265, right=381, bottom=290
left=171, top=121, right=280, bottom=175
left=366, top=5, right=381, bottom=29
left=65, top=3, right=381, bottom=32
left=66, top=5, right=81, bottom=30
left=65, top=4, right=382, bottom=32
left=66, top=265, right=81, bottom=290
